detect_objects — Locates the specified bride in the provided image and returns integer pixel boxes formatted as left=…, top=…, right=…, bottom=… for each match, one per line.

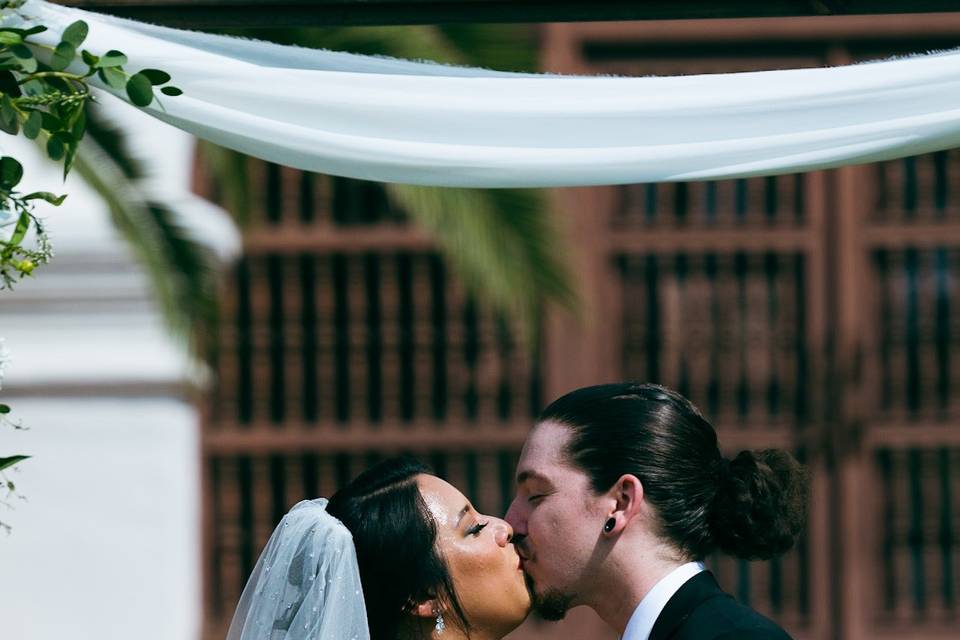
left=226, top=457, right=531, bottom=640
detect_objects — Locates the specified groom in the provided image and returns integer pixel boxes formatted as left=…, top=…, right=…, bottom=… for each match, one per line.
left=504, top=383, right=806, bottom=640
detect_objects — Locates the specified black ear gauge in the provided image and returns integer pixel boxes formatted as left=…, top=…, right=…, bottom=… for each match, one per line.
left=603, top=518, right=616, bottom=533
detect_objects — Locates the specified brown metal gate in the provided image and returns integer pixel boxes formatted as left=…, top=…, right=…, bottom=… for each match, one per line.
left=538, top=17, right=960, bottom=640
left=196, top=15, right=960, bottom=640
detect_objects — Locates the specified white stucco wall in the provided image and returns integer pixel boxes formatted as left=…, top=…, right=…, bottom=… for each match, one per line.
left=0, top=94, right=237, bottom=640
left=0, top=397, right=200, bottom=639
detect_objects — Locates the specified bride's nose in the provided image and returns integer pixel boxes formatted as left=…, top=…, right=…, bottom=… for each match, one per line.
left=493, top=519, right=514, bottom=547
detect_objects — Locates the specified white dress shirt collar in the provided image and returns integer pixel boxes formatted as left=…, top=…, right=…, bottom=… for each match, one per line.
left=620, top=561, right=705, bottom=640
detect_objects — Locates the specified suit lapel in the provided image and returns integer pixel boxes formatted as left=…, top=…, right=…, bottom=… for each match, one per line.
left=648, top=571, right=725, bottom=640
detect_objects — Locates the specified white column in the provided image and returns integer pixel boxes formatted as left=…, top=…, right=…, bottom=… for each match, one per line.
left=0, top=98, right=236, bottom=640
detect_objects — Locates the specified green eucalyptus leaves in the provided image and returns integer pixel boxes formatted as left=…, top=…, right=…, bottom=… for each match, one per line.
left=0, top=5, right=180, bottom=532
left=0, top=14, right=181, bottom=288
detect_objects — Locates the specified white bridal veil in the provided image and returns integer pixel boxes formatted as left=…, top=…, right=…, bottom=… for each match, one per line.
left=226, top=499, right=370, bottom=640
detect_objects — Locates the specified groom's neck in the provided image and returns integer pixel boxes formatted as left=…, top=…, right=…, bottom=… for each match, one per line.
left=583, top=533, right=687, bottom=635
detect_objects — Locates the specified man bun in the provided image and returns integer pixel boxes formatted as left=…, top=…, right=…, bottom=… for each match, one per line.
left=709, top=449, right=809, bottom=560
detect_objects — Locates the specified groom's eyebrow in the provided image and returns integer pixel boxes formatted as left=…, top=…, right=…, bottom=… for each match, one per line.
left=516, top=470, right=549, bottom=485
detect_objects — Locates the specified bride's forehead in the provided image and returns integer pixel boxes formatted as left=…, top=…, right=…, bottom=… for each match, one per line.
left=417, top=474, right=468, bottom=522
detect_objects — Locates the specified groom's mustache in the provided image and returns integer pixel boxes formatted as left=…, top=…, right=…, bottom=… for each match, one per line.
left=512, top=533, right=531, bottom=561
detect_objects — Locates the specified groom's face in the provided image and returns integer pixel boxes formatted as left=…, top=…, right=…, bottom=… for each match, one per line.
left=505, top=421, right=607, bottom=620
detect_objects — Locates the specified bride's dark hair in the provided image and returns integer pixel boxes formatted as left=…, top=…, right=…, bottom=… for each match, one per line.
left=327, top=457, right=470, bottom=639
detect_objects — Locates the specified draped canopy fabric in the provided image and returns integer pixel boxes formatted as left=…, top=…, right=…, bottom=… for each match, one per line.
left=8, top=0, right=960, bottom=188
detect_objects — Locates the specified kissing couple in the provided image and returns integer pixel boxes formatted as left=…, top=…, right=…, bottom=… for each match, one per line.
left=227, top=382, right=808, bottom=640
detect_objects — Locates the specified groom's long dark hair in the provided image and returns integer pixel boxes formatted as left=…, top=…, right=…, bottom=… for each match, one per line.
left=539, top=382, right=808, bottom=561
left=327, top=457, right=470, bottom=640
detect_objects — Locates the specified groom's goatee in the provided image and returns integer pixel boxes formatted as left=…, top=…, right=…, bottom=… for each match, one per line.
left=534, top=588, right=574, bottom=621
left=521, top=558, right=573, bottom=620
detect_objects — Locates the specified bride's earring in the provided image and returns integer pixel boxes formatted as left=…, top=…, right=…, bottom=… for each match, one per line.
left=434, top=609, right=445, bottom=635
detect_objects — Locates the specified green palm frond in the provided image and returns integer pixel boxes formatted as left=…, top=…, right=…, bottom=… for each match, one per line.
left=196, top=140, right=250, bottom=225
left=200, top=24, right=576, bottom=342
left=308, top=26, right=466, bottom=64
left=220, top=25, right=466, bottom=66
left=386, top=184, right=576, bottom=340
left=75, top=106, right=220, bottom=357
left=437, top=24, right=540, bottom=72
left=225, top=24, right=539, bottom=72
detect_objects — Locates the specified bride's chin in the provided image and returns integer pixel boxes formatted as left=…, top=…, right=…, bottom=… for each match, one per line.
left=501, top=605, right=532, bottom=636
left=476, top=595, right=531, bottom=638
left=516, top=585, right=534, bottom=619
left=503, top=583, right=534, bottom=631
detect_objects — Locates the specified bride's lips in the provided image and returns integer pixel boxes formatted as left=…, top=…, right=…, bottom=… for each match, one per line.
left=515, top=542, right=530, bottom=562
left=509, top=546, right=523, bottom=571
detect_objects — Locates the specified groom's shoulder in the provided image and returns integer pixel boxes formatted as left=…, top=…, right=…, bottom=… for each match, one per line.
left=679, top=594, right=793, bottom=640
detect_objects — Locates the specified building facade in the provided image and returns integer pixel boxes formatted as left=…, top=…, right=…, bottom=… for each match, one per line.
left=198, top=14, right=960, bottom=640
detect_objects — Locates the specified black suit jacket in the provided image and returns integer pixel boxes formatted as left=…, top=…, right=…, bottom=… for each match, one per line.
left=648, top=571, right=792, bottom=640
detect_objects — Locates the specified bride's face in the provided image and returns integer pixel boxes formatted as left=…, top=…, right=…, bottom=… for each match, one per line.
left=417, top=474, right=532, bottom=636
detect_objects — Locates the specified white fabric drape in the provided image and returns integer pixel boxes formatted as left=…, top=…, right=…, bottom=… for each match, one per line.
left=9, top=0, right=960, bottom=188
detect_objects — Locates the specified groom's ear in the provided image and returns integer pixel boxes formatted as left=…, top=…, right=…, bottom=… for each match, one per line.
left=602, top=474, right=644, bottom=537
left=613, top=474, right=644, bottom=520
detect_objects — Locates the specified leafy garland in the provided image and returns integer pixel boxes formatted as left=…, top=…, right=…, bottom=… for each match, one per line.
left=0, top=0, right=180, bottom=532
